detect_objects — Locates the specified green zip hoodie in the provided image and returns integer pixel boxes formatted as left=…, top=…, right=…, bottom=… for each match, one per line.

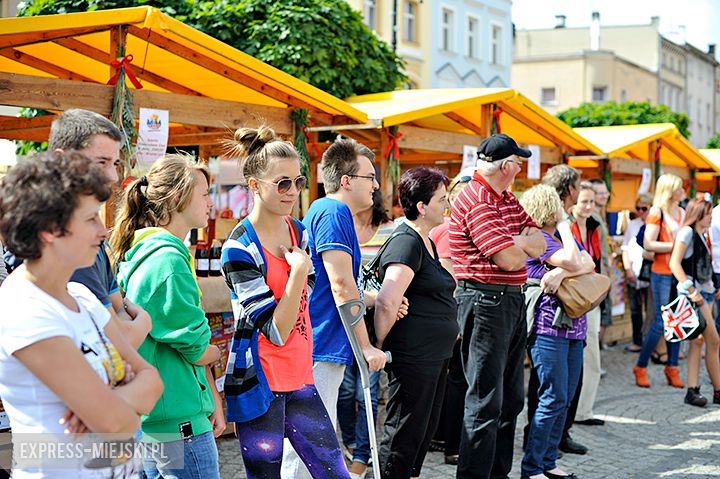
left=118, top=228, right=214, bottom=442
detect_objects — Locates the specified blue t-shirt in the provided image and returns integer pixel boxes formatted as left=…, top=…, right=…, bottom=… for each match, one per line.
left=70, top=243, right=119, bottom=308
left=303, top=197, right=362, bottom=365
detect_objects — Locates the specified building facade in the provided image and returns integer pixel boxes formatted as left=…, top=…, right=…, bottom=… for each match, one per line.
left=347, top=0, right=512, bottom=89
left=513, top=51, right=658, bottom=116
left=514, top=15, right=718, bottom=147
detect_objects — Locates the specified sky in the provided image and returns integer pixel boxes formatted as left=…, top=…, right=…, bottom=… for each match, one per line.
left=511, top=0, right=720, bottom=59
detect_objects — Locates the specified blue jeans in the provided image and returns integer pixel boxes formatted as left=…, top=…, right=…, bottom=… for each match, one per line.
left=637, top=272, right=680, bottom=368
left=337, top=361, right=379, bottom=464
left=143, top=431, right=219, bottom=479
left=522, top=334, right=583, bottom=476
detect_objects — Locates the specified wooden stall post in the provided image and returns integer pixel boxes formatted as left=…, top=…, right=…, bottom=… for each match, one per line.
left=379, top=128, right=393, bottom=211
left=689, top=168, right=697, bottom=197
left=649, top=140, right=661, bottom=188
left=480, top=105, right=493, bottom=139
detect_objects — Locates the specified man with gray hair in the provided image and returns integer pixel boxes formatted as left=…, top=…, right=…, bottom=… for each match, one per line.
left=450, top=134, right=546, bottom=479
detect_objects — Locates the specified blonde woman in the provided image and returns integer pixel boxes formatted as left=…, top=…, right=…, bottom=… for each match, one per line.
left=520, top=184, right=594, bottom=479
left=633, top=174, right=686, bottom=388
left=111, top=155, right=225, bottom=479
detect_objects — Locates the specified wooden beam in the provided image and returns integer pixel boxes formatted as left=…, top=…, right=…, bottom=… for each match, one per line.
left=0, top=26, right=111, bottom=50
left=127, top=26, right=332, bottom=122
left=498, top=102, right=569, bottom=151
left=0, top=48, right=96, bottom=83
left=480, top=104, right=493, bottom=137
left=0, top=72, right=293, bottom=134
left=168, top=133, right=227, bottom=146
left=445, top=111, right=485, bottom=136
left=397, top=125, right=479, bottom=154
left=54, top=37, right=204, bottom=96
left=0, top=129, right=48, bottom=142
left=0, top=114, right=54, bottom=131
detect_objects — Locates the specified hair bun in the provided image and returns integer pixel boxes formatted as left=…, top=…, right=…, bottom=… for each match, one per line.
left=232, top=126, right=276, bottom=157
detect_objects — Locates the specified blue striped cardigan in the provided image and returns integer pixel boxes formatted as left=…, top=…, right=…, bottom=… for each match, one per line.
left=221, top=216, right=315, bottom=423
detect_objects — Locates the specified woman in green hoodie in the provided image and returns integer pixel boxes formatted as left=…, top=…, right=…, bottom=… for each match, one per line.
left=111, top=154, right=225, bottom=479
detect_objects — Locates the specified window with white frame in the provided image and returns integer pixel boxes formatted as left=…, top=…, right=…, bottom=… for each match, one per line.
left=592, top=86, right=607, bottom=102
left=403, top=1, right=417, bottom=42
left=467, top=16, right=479, bottom=59
left=441, top=8, right=454, bottom=51
left=491, top=24, right=502, bottom=65
left=363, top=0, right=377, bottom=31
left=541, top=87, right=556, bottom=105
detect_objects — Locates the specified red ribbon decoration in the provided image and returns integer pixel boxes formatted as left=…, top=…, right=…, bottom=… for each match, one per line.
left=493, top=106, right=503, bottom=134
left=384, top=130, right=403, bottom=159
left=303, top=127, right=322, bottom=158
left=107, top=55, right=143, bottom=89
left=654, top=143, right=662, bottom=161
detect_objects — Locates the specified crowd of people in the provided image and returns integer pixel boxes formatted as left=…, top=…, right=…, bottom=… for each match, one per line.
left=0, top=107, right=718, bottom=479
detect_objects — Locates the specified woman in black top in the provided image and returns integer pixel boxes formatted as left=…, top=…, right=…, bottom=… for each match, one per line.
left=374, top=167, right=459, bottom=479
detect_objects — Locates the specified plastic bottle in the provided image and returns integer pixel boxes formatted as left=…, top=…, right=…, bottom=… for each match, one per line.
left=195, top=242, right=209, bottom=278
left=210, top=240, right=222, bottom=277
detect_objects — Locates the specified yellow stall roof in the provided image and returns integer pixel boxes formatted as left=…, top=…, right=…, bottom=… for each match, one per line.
left=0, top=7, right=367, bottom=125
left=572, top=124, right=716, bottom=171
left=345, top=89, right=602, bottom=155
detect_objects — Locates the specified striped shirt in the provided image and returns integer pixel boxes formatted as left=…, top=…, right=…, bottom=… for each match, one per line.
left=449, top=171, right=536, bottom=285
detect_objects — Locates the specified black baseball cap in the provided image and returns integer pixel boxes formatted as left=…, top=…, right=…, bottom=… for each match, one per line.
left=477, top=134, right=532, bottom=162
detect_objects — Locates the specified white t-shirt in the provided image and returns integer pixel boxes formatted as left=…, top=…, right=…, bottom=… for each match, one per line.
left=621, top=218, right=649, bottom=288
left=710, top=205, right=720, bottom=273
left=0, top=275, right=140, bottom=478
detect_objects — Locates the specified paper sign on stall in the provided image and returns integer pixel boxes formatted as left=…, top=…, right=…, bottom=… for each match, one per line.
left=135, top=108, right=169, bottom=171
left=638, top=168, right=652, bottom=195
left=527, top=144, right=541, bottom=179
left=462, top=145, right=478, bottom=171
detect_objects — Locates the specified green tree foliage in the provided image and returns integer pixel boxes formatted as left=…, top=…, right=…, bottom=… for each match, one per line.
left=18, top=0, right=406, bottom=99
left=707, top=133, right=720, bottom=149
left=557, top=101, right=691, bottom=139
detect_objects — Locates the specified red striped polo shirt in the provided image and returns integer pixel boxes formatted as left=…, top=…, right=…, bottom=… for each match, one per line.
left=449, top=171, right=536, bottom=285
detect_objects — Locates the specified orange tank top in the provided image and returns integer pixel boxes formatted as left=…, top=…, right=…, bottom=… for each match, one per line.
left=258, top=218, right=313, bottom=392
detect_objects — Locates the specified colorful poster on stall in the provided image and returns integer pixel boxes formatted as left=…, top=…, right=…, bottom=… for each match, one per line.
left=527, top=144, right=541, bottom=179
left=462, top=145, right=478, bottom=171
left=135, top=108, right=169, bottom=171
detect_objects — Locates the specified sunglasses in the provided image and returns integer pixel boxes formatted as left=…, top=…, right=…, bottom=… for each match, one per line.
left=636, top=206, right=648, bottom=212
left=257, top=175, right=307, bottom=194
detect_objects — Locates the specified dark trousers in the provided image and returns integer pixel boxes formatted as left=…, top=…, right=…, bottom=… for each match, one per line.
left=628, top=285, right=649, bottom=347
left=456, top=287, right=526, bottom=479
left=435, top=339, right=468, bottom=456
left=379, top=359, right=448, bottom=479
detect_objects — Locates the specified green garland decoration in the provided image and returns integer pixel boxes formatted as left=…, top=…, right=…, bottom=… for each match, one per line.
left=714, top=177, right=720, bottom=206
left=291, top=108, right=311, bottom=182
left=385, top=125, right=401, bottom=192
left=600, top=158, right=612, bottom=193
left=109, top=42, right=138, bottom=174
left=689, top=169, right=697, bottom=198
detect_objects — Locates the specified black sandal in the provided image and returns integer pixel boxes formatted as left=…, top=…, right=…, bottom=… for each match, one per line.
left=651, top=351, right=668, bottom=365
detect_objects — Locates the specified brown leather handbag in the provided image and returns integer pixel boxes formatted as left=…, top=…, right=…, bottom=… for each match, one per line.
left=556, top=272, right=612, bottom=318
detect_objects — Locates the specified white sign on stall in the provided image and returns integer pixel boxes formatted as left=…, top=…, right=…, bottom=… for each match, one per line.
left=462, top=145, right=478, bottom=171
left=527, top=144, right=541, bottom=179
left=638, top=168, right=652, bottom=195
left=135, top=108, right=169, bottom=171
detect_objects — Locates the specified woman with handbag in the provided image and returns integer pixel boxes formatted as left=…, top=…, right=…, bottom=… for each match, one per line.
left=374, top=167, right=458, bottom=479
left=520, top=184, right=595, bottom=479
left=621, top=194, right=653, bottom=352
left=633, top=174, right=686, bottom=388
left=668, top=196, right=720, bottom=406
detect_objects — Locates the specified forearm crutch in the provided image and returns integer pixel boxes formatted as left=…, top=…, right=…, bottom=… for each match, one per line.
left=337, top=300, right=391, bottom=479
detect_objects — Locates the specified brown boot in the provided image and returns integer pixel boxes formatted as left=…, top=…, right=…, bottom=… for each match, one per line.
left=633, top=366, right=651, bottom=388
left=664, top=366, right=685, bottom=388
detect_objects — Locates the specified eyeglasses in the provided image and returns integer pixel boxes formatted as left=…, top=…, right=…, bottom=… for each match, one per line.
left=257, top=175, right=307, bottom=194
left=636, top=206, right=648, bottom=212
left=505, top=158, right=523, bottom=167
left=348, top=174, right=377, bottom=182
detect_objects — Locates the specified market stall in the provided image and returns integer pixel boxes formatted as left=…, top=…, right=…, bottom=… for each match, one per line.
left=325, top=88, right=603, bottom=206
left=696, top=149, right=720, bottom=197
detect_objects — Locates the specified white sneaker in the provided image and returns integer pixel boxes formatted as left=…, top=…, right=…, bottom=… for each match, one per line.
left=349, top=471, right=367, bottom=479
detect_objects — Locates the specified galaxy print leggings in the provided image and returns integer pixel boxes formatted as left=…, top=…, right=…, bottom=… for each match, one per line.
left=236, top=384, right=350, bottom=479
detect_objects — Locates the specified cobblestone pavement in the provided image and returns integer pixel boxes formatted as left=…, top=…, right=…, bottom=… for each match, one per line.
left=218, top=343, right=720, bottom=478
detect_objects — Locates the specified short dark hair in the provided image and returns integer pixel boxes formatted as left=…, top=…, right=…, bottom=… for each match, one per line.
left=371, top=189, right=391, bottom=227
left=48, top=109, right=124, bottom=150
left=399, top=167, right=449, bottom=220
left=320, top=138, right=375, bottom=193
left=0, top=151, right=111, bottom=260
left=541, top=164, right=580, bottom=201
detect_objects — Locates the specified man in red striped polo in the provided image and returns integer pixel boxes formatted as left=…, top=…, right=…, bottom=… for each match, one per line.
left=450, top=134, right=546, bottom=479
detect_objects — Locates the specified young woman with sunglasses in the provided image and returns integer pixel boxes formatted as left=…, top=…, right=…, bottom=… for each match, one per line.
left=669, top=197, right=720, bottom=406
left=221, top=126, right=350, bottom=479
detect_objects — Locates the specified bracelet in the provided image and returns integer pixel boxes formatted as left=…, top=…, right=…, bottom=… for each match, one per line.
left=681, top=279, right=694, bottom=291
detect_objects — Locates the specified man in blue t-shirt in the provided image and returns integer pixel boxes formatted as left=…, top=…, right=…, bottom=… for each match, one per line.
left=49, top=109, right=151, bottom=348
left=282, top=139, right=387, bottom=478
